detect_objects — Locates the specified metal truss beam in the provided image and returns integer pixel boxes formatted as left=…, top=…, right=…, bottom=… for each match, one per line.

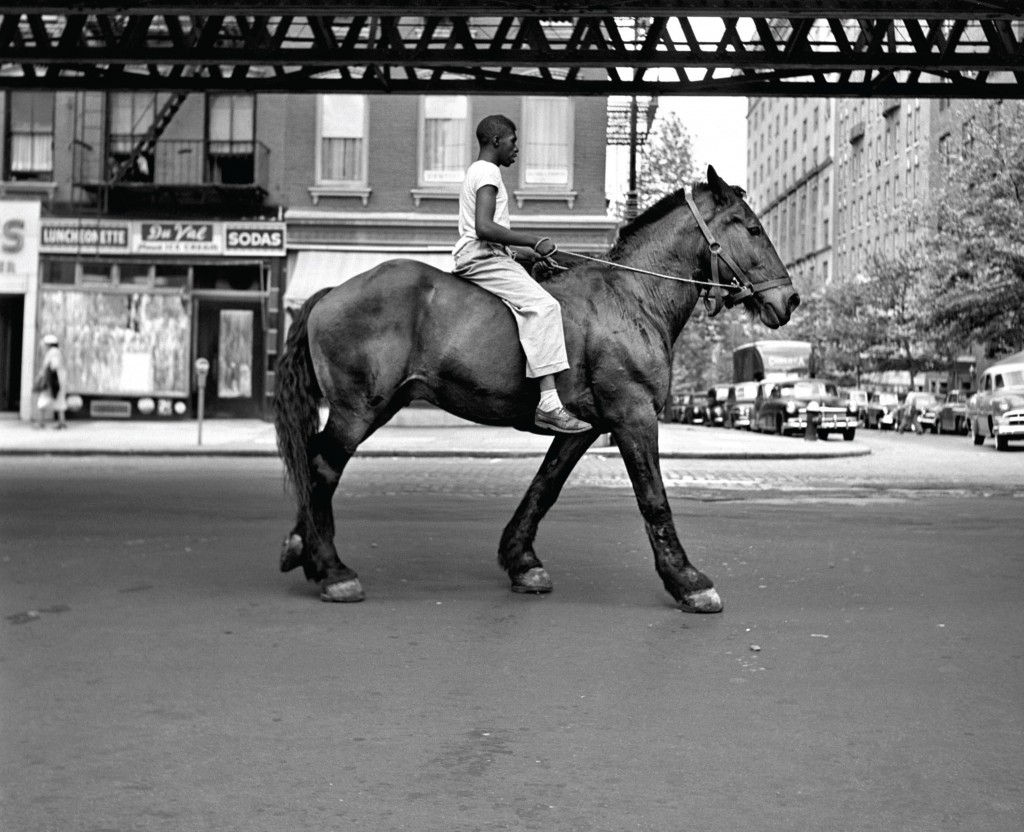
left=1, top=3, right=1022, bottom=97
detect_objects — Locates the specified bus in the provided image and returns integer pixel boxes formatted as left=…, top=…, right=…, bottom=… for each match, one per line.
left=732, top=340, right=812, bottom=383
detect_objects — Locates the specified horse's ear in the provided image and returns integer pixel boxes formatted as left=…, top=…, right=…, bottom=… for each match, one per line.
left=707, top=164, right=731, bottom=205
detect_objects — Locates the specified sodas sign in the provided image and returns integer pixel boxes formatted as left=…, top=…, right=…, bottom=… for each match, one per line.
left=0, top=200, right=40, bottom=283
left=225, top=223, right=286, bottom=255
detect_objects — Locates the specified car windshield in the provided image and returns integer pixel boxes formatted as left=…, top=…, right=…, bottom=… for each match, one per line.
left=875, top=393, right=898, bottom=405
left=998, top=369, right=1024, bottom=387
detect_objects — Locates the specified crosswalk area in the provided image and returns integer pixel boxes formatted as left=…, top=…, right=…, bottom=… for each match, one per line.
left=336, top=453, right=1024, bottom=502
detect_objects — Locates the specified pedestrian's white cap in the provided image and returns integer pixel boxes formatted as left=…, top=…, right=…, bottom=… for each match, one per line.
left=42, top=334, right=58, bottom=346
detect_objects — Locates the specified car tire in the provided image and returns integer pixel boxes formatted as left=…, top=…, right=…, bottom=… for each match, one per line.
left=843, top=429, right=856, bottom=441
left=996, top=433, right=1009, bottom=451
left=970, top=419, right=985, bottom=446
left=817, top=429, right=829, bottom=441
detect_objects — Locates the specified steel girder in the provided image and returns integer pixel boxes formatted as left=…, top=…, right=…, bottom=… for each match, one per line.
left=0, top=3, right=1022, bottom=96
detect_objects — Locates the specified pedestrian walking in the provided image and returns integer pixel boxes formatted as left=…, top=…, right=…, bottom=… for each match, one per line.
left=452, top=113, right=592, bottom=434
left=897, top=396, right=919, bottom=435
left=33, top=333, right=67, bottom=429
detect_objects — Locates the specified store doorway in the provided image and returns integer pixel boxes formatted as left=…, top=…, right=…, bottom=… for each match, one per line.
left=194, top=298, right=264, bottom=418
left=0, top=295, right=25, bottom=413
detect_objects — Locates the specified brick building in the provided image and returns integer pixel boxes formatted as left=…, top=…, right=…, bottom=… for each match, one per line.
left=0, top=89, right=616, bottom=421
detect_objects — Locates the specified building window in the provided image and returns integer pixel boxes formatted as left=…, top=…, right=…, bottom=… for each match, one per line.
left=6, top=92, right=55, bottom=180
left=938, top=132, right=953, bottom=165
left=318, top=95, right=367, bottom=183
left=208, top=94, right=255, bottom=184
left=420, top=95, right=468, bottom=185
left=108, top=92, right=171, bottom=182
left=521, top=97, right=571, bottom=188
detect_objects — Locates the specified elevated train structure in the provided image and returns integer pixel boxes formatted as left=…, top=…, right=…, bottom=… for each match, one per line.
left=0, top=2, right=1022, bottom=97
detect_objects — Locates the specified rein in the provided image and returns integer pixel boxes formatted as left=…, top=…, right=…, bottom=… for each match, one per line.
left=562, top=189, right=792, bottom=317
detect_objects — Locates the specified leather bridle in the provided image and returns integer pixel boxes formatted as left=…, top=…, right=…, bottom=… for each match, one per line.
left=683, top=190, right=793, bottom=317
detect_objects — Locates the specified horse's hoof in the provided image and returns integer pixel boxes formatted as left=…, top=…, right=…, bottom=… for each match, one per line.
left=511, top=567, right=553, bottom=594
left=679, top=587, right=723, bottom=614
left=320, top=578, right=365, bottom=603
left=280, top=533, right=305, bottom=573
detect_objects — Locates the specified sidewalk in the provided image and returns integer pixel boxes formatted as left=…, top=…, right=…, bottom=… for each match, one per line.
left=0, top=411, right=869, bottom=459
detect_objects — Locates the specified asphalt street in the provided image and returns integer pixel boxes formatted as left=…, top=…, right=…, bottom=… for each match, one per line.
left=1, top=431, right=1022, bottom=832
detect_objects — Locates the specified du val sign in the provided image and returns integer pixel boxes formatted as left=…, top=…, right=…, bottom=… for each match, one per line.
left=135, top=221, right=221, bottom=255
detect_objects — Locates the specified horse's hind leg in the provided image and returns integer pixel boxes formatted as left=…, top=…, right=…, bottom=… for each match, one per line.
left=499, top=431, right=600, bottom=593
left=281, top=415, right=368, bottom=602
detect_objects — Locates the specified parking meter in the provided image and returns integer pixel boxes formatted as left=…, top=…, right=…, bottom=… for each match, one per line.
left=194, top=358, right=210, bottom=445
left=805, top=400, right=820, bottom=442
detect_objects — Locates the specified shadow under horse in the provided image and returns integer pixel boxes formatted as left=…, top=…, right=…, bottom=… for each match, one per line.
left=274, top=166, right=800, bottom=612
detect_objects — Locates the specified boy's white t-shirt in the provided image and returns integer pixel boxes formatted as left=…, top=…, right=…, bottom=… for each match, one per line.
left=455, top=160, right=510, bottom=255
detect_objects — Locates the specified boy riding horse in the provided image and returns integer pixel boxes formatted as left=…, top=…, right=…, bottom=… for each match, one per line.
left=453, top=114, right=592, bottom=434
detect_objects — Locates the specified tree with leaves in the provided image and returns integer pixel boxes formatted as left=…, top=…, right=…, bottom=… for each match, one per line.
left=922, top=100, right=1024, bottom=355
left=631, top=109, right=749, bottom=406
left=855, top=246, right=945, bottom=383
left=637, top=110, right=699, bottom=211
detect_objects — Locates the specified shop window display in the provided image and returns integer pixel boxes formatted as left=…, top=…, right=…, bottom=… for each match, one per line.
left=38, top=291, right=190, bottom=396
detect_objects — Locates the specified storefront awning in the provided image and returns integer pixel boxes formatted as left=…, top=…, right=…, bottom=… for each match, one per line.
left=283, top=250, right=454, bottom=311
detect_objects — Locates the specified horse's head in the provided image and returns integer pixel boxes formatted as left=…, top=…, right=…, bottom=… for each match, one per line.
left=696, top=165, right=800, bottom=329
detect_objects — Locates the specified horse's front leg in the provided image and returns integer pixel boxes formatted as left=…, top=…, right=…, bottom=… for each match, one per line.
left=499, top=430, right=601, bottom=593
left=612, top=417, right=723, bottom=613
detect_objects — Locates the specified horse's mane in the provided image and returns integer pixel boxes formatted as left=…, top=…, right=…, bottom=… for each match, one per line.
left=608, top=181, right=747, bottom=259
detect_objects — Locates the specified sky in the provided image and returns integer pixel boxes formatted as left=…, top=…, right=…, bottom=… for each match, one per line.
left=606, top=95, right=749, bottom=207
left=605, top=16, right=752, bottom=204
left=659, top=95, right=749, bottom=187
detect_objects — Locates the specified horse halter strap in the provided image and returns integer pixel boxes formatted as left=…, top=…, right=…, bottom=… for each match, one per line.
left=683, top=191, right=791, bottom=317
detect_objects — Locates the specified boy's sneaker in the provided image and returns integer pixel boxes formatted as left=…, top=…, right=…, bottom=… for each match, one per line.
left=535, top=406, right=593, bottom=434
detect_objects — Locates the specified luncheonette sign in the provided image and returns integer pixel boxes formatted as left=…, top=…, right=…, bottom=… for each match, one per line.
left=0, top=199, right=41, bottom=292
left=40, top=221, right=130, bottom=253
left=39, top=218, right=285, bottom=257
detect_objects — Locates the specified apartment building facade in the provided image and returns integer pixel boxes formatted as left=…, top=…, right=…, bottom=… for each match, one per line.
left=748, top=94, right=982, bottom=288
left=0, top=89, right=616, bottom=421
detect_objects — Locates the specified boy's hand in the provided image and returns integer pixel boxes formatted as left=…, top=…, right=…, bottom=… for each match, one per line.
left=533, top=236, right=558, bottom=258
left=539, top=255, right=567, bottom=272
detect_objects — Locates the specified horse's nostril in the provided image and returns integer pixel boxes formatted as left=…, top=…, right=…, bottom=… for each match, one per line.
left=788, top=292, right=801, bottom=312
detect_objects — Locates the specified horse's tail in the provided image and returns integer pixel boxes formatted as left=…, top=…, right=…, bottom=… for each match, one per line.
left=274, top=288, right=333, bottom=532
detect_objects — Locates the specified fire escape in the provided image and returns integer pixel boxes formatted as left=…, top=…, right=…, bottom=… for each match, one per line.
left=67, top=17, right=271, bottom=216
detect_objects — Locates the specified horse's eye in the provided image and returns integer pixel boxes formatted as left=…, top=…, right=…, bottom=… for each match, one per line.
left=748, top=226, right=762, bottom=236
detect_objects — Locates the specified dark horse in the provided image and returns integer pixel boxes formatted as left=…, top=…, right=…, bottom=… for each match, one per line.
left=275, top=166, right=799, bottom=611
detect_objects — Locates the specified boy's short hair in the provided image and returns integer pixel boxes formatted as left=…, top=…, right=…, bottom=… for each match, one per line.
left=476, top=114, right=517, bottom=145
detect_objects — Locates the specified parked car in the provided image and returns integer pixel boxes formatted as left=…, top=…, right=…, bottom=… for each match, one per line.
left=916, top=394, right=944, bottom=434
left=725, top=381, right=760, bottom=429
left=935, top=389, right=971, bottom=435
left=706, top=383, right=732, bottom=427
left=751, top=377, right=858, bottom=440
left=897, top=391, right=943, bottom=434
left=966, top=351, right=1024, bottom=451
left=864, top=391, right=900, bottom=430
left=842, top=388, right=870, bottom=425
left=668, top=392, right=707, bottom=425
left=749, top=379, right=779, bottom=433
